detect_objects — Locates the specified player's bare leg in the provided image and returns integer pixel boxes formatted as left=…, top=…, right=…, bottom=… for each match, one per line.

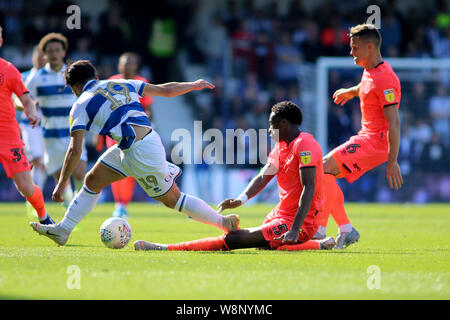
left=30, top=161, right=125, bottom=245
left=153, top=183, right=240, bottom=233
left=13, top=170, right=54, bottom=225
left=134, top=227, right=267, bottom=251
left=73, top=160, right=87, bottom=191
left=322, top=154, right=359, bottom=249
left=134, top=227, right=333, bottom=251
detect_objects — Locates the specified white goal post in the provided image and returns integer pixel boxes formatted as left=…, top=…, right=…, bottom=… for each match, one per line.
left=315, top=57, right=450, bottom=153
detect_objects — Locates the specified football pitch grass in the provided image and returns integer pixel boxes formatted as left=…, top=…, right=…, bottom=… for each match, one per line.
left=0, top=202, right=448, bottom=300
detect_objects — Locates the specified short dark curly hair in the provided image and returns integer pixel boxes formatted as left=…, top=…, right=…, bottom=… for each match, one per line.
left=65, top=60, right=97, bottom=87
left=38, top=32, right=68, bottom=53
left=271, top=101, right=303, bottom=125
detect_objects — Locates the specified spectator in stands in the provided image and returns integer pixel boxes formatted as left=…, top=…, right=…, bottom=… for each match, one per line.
left=248, top=7, right=273, bottom=35
left=406, top=82, right=430, bottom=120
left=406, top=25, right=432, bottom=58
left=244, top=92, right=270, bottom=130
left=253, top=31, right=274, bottom=87
left=319, top=17, right=349, bottom=57
left=380, top=8, right=402, bottom=56
left=237, top=71, right=262, bottom=106
left=274, top=32, right=302, bottom=87
left=231, top=19, right=255, bottom=78
left=420, top=132, right=449, bottom=173
left=299, top=20, right=323, bottom=63
left=429, top=84, right=450, bottom=147
left=197, top=15, right=227, bottom=78
left=98, top=0, right=129, bottom=62
left=69, top=37, right=97, bottom=64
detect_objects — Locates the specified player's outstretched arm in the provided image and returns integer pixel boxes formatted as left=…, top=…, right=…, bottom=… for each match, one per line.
left=142, top=79, right=215, bottom=98
left=333, top=83, right=361, bottom=106
left=275, top=166, right=316, bottom=244
left=217, top=163, right=276, bottom=213
left=52, top=130, right=85, bottom=202
left=18, top=93, right=40, bottom=128
left=383, top=104, right=403, bottom=190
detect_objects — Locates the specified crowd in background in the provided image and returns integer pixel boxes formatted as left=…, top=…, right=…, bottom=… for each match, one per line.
left=0, top=0, right=449, bottom=202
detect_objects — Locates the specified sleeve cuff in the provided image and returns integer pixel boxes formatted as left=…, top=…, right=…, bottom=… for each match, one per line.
left=138, top=82, right=146, bottom=96
left=70, top=125, right=86, bottom=132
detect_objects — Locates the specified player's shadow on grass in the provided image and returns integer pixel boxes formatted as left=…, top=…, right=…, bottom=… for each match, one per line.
left=196, top=251, right=260, bottom=255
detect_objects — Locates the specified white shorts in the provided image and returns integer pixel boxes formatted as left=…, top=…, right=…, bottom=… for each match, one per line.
left=20, top=123, right=45, bottom=161
left=98, top=130, right=181, bottom=198
left=44, top=137, right=88, bottom=175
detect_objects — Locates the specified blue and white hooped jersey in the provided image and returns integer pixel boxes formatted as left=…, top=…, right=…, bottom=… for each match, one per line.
left=70, top=79, right=151, bottom=150
left=25, top=63, right=76, bottom=139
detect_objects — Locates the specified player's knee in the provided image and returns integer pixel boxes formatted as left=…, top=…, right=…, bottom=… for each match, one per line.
left=84, top=171, right=99, bottom=192
left=160, top=195, right=177, bottom=209
left=73, top=172, right=85, bottom=182
left=158, top=186, right=180, bottom=209
left=74, top=163, right=86, bottom=181
left=323, top=154, right=339, bottom=175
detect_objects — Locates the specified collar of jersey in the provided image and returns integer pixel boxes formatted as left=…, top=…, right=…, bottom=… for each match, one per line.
left=44, top=63, right=66, bottom=74
left=82, top=79, right=97, bottom=92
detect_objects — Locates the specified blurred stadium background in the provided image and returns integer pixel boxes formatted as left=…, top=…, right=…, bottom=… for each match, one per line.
left=0, top=0, right=449, bottom=205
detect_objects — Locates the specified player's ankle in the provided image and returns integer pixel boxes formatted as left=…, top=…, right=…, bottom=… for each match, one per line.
left=338, top=224, right=353, bottom=233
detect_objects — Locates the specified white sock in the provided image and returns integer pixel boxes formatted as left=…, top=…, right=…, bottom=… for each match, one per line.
left=31, top=166, right=47, bottom=190
left=174, top=193, right=224, bottom=229
left=63, top=184, right=74, bottom=206
left=339, top=223, right=353, bottom=233
left=38, top=212, right=49, bottom=222
left=59, top=186, right=100, bottom=232
left=318, top=226, right=327, bottom=236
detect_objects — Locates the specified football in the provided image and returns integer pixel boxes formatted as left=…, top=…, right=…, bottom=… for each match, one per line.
left=99, top=217, right=132, bottom=249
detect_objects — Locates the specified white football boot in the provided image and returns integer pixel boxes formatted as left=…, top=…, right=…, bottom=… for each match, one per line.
left=335, top=227, right=360, bottom=249
left=318, top=237, right=336, bottom=250
left=30, top=222, right=70, bottom=246
left=221, top=214, right=240, bottom=233
left=133, top=240, right=168, bottom=251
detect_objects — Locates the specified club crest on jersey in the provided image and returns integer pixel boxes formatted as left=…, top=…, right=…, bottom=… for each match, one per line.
left=300, top=151, right=311, bottom=165
left=383, top=88, right=395, bottom=103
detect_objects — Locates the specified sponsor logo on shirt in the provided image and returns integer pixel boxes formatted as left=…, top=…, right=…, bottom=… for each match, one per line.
left=383, top=88, right=395, bottom=103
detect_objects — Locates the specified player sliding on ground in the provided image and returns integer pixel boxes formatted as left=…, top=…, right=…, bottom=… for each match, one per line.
left=30, top=60, right=239, bottom=245
left=314, top=24, right=403, bottom=248
left=134, top=101, right=336, bottom=252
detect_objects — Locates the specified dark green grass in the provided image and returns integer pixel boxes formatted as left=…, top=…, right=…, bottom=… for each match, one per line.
left=0, top=202, right=448, bottom=299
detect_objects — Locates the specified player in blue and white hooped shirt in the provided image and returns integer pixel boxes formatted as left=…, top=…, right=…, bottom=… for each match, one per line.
left=30, top=60, right=240, bottom=246
left=26, top=33, right=87, bottom=207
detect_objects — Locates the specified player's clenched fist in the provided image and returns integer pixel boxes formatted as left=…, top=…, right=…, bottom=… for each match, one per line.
left=52, top=182, right=66, bottom=203
left=217, top=198, right=242, bottom=213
